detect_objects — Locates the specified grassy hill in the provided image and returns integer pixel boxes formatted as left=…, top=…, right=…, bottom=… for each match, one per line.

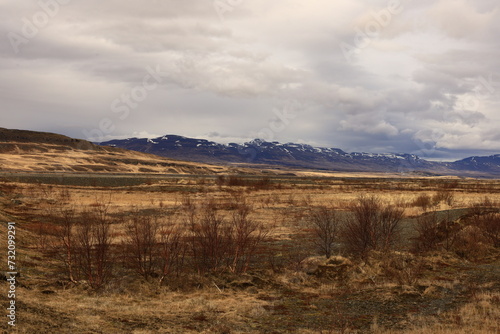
left=0, top=128, right=228, bottom=175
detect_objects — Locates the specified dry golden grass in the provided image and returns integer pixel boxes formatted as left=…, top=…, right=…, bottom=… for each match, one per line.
left=376, top=290, right=500, bottom=334
left=6, top=284, right=272, bottom=333
left=1, top=174, right=499, bottom=333
left=0, top=141, right=231, bottom=174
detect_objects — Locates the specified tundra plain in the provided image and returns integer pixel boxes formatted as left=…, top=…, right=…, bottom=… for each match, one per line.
left=1, top=172, right=499, bottom=333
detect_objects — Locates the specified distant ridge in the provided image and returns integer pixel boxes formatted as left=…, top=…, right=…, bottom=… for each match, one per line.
left=0, top=127, right=96, bottom=150
left=0, top=128, right=229, bottom=174
left=100, top=135, right=500, bottom=177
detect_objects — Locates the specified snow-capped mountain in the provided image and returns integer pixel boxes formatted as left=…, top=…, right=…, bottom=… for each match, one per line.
left=99, top=135, right=500, bottom=176
left=450, top=155, right=500, bottom=174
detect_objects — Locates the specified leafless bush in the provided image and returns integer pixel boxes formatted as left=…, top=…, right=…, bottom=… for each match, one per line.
left=216, top=175, right=273, bottom=190
left=39, top=183, right=55, bottom=199
left=453, top=225, right=491, bottom=260
left=342, top=195, right=404, bottom=259
left=124, top=210, right=160, bottom=280
left=468, top=208, right=500, bottom=248
left=478, top=212, right=500, bottom=248
left=75, top=203, right=113, bottom=290
left=412, top=193, right=433, bottom=211
left=55, top=207, right=78, bottom=283
left=158, top=223, right=186, bottom=283
left=188, top=201, right=233, bottom=273
left=436, top=214, right=461, bottom=252
left=411, top=212, right=440, bottom=253
left=432, top=190, right=454, bottom=206
left=180, top=193, right=195, bottom=211
left=286, top=193, right=297, bottom=206
left=186, top=197, right=265, bottom=274
left=468, top=197, right=499, bottom=216
left=41, top=206, right=79, bottom=283
left=122, top=208, right=188, bottom=283
left=229, top=202, right=266, bottom=273
left=417, top=206, right=499, bottom=260
left=478, top=196, right=498, bottom=207
left=58, top=188, right=71, bottom=203
left=378, top=204, right=405, bottom=251
left=309, top=206, right=340, bottom=258
left=29, top=221, right=52, bottom=253
left=382, top=254, right=424, bottom=286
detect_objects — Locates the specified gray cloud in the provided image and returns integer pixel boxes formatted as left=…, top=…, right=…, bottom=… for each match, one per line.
left=1, top=0, right=499, bottom=161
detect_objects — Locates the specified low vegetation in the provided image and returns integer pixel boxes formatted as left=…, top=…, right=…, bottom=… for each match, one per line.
left=1, top=174, right=499, bottom=333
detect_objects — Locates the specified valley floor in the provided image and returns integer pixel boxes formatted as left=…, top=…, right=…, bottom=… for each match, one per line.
left=1, top=173, right=499, bottom=333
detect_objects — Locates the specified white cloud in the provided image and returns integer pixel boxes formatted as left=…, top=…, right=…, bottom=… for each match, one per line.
left=0, top=0, right=499, bottom=160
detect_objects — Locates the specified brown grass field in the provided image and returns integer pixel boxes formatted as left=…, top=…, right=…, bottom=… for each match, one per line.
left=1, top=172, right=499, bottom=333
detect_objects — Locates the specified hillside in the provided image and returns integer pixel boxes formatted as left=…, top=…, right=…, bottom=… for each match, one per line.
left=0, top=128, right=226, bottom=174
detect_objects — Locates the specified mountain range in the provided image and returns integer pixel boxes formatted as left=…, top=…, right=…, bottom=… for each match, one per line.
left=99, top=135, right=500, bottom=177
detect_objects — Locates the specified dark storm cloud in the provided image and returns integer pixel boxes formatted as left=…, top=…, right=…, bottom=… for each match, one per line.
left=1, top=0, right=499, bottom=161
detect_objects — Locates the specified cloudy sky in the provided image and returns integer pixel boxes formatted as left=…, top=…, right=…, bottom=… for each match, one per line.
left=1, top=0, right=499, bottom=161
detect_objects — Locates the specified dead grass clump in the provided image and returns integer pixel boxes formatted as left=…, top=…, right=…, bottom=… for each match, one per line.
left=380, top=291, right=500, bottom=334
left=452, top=225, right=495, bottom=261
left=216, top=175, right=273, bottom=190
left=432, top=190, right=454, bottom=207
left=314, top=256, right=354, bottom=283
left=412, top=194, right=433, bottom=212
left=381, top=252, right=424, bottom=286
left=275, top=270, right=310, bottom=287
left=470, top=211, right=500, bottom=248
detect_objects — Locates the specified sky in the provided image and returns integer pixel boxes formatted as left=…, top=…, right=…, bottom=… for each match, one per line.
left=1, top=0, right=499, bottom=161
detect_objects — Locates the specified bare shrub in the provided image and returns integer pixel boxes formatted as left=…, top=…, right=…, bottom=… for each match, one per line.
left=158, top=223, right=186, bottom=283
left=382, top=253, right=424, bottom=286
left=453, top=225, right=491, bottom=260
left=411, top=212, right=440, bottom=253
left=216, top=175, right=273, bottom=190
left=75, top=203, right=113, bottom=290
left=58, top=188, right=72, bottom=203
left=55, top=207, right=78, bottom=283
left=180, top=193, right=196, bottom=212
left=286, top=193, right=297, bottom=206
left=189, top=201, right=233, bottom=273
left=43, top=206, right=79, bottom=283
left=412, top=193, right=433, bottom=211
left=477, top=212, right=500, bottom=247
left=467, top=206, right=500, bottom=248
left=29, top=221, right=52, bottom=253
left=252, top=177, right=272, bottom=190
left=309, top=206, right=340, bottom=258
left=436, top=216, right=461, bottom=252
left=229, top=202, right=266, bottom=273
left=342, top=195, right=404, bottom=259
left=186, top=197, right=265, bottom=274
left=124, top=210, right=160, bottom=280
left=432, top=190, right=454, bottom=206
left=378, top=204, right=405, bottom=251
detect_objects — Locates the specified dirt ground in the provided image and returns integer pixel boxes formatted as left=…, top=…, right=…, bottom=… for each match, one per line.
left=1, top=173, right=499, bottom=333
